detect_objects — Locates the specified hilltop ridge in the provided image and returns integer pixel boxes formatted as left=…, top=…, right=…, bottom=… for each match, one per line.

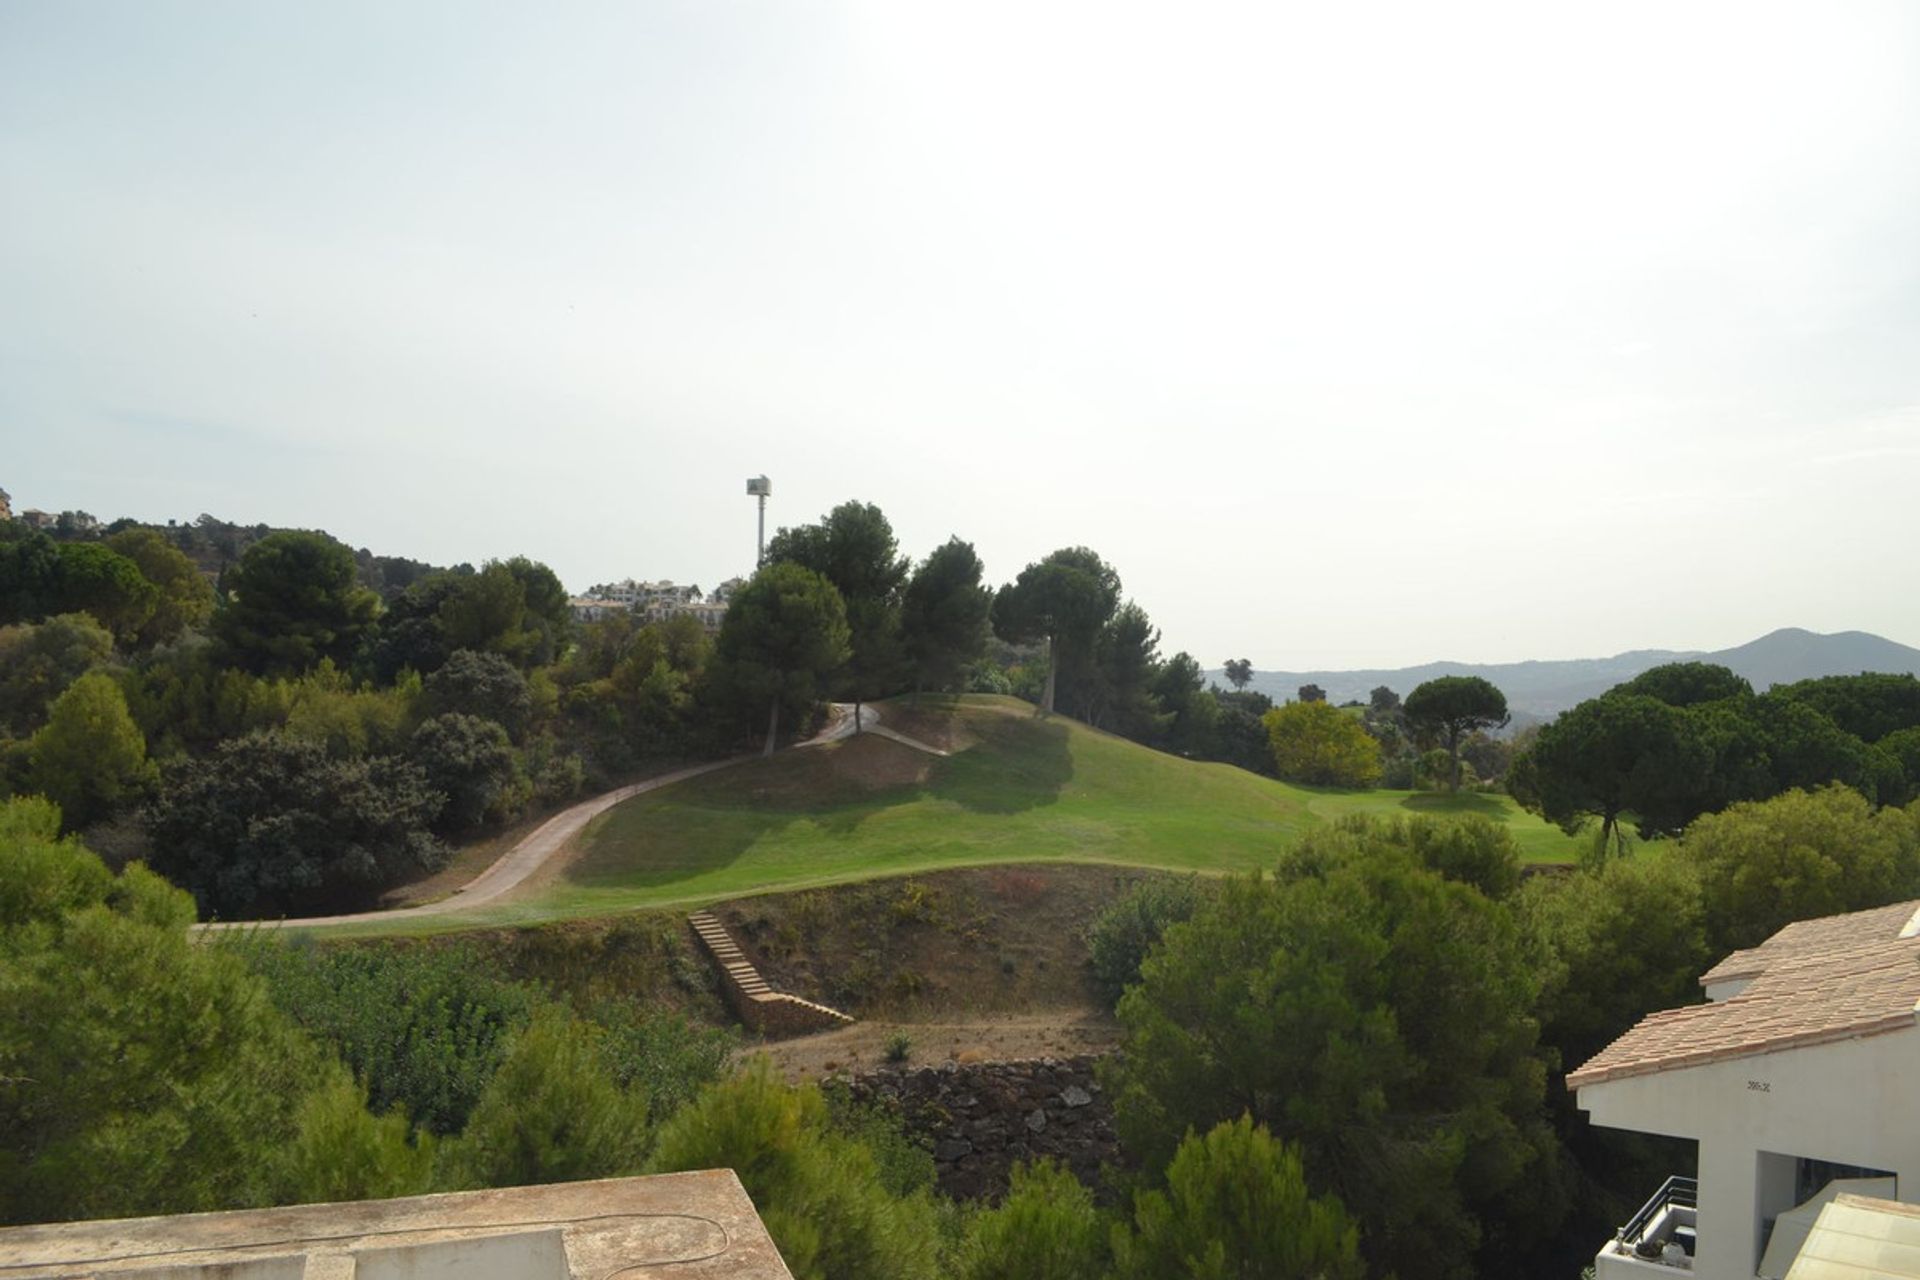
left=1218, top=627, right=1920, bottom=722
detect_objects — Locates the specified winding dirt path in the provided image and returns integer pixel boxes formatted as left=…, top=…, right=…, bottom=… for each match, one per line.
left=199, top=701, right=897, bottom=932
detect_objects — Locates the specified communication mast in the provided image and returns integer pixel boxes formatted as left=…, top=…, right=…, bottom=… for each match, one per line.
left=746, top=475, right=771, bottom=566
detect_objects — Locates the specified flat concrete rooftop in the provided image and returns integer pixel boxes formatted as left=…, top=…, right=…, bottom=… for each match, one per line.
left=0, top=1170, right=792, bottom=1280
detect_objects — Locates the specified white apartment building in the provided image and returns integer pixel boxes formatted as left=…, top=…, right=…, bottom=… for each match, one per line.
left=570, top=578, right=737, bottom=631
left=1572, top=899, right=1920, bottom=1280
left=566, top=596, right=627, bottom=623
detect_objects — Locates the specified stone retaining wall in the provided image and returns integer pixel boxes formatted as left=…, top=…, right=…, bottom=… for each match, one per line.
left=842, top=1056, right=1121, bottom=1202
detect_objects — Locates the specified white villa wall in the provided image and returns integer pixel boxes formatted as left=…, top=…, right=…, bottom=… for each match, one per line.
left=1581, top=1027, right=1920, bottom=1280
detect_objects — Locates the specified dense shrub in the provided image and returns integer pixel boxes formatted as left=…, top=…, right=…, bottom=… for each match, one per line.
left=955, top=1159, right=1107, bottom=1280
left=247, top=940, right=534, bottom=1135
left=0, top=614, right=114, bottom=737
left=26, top=671, right=155, bottom=828
left=409, top=712, right=519, bottom=834
left=1291, top=813, right=1522, bottom=900
left=1086, top=874, right=1207, bottom=1006
left=145, top=731, right=446, bottom=917
left=1519, top=851, right=1710, bottom=1075
left=591, top=1000, right=736, bottom=1122
left=647, top=1059, right=943, bottom=1280
left=1105, top=831, right=1561, bottom=1280
left=421, top=649, right=533, bottom=742
left=1112, top=1116, right=1364, bottom=1280
left=1261, top=700, right=1382, bottom=788
left=440, top=1009, right=653, bottom=1189
left=0, top=799, right=417, bottom=1223
left=1683, top=784, right=1920, bottom=954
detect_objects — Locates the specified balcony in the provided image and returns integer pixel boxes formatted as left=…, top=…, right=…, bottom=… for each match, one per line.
left=1594, top=1176, right=1697, bottom=1276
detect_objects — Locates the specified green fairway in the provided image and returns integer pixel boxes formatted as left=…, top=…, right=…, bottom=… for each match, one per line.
left=337, top=696, right=1581, bottom=935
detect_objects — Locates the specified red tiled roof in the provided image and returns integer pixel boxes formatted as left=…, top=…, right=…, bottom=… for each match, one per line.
left=1567, top=900, right=1920, bottom=1090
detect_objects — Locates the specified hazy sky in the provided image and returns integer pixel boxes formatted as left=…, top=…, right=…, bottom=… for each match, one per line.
left=5, top=2, right=1917, bottom=668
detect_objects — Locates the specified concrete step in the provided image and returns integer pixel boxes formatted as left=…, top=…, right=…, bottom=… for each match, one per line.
left=690, top=910, right=855, bottom=1029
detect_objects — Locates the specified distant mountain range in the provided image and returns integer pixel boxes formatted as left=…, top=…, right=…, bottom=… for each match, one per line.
left=1213, top=629, right=1920, bottom=726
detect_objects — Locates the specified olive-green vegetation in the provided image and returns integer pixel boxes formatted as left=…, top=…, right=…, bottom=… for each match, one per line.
left=0, top=798, right=425, bottom=1221
left=242, top=939, right=537, bottom=1135
left=25, top=671, right=154, bottom=828
left=1404, top=674, right=1510, bottom=792
left=710, top=561, right=851, bottom=757
left=645, top=1059, right=947, bottom=1280
left=1512, top=663, right=1919, bottom=860
left=1104, top=817, right=1559, bottom=1280
left=1086, top=874, right=1211, bottom=1006
left=765, top=501, right=910, bottom=730
left=0, top=511, right=717, bottom=910
left=1682, top=783, right=1920, bottom=954
left=954, top=1159, right=1110, bottom=1280
left=1261, top=698, right=1382, bottom=787
left=2, top=798, right=919, bottom=1280
left=954, top=1122, right=1366, bottom=1280
left=1111, top=1116, right=1365, bottom=1280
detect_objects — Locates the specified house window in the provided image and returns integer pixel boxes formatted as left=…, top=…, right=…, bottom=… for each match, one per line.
left=1795, top=1157, right=1895, bottom=1204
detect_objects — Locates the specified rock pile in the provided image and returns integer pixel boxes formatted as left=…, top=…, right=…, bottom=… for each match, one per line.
left=842, top=1056, right=1121, bottom=1201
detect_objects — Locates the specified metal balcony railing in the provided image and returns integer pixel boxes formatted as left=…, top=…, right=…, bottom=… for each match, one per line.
left=1617, top=1175, right=1698, bottom=1262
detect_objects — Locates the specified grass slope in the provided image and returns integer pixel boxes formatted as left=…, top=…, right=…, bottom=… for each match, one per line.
left=366, top=695, right=1581, bottom=934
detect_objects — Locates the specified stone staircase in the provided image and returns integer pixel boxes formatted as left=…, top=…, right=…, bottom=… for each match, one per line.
left=688, top=910, right=856, bottom=1036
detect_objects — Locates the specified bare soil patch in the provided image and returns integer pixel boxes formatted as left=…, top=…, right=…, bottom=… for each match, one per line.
left=873, top=699, right=981, bottom=754
left=714, top=862, right=1163, bottom=1019
left=755, top=1008, right=1121, bottom=1080
left=819, top=730, right=939, bottom=790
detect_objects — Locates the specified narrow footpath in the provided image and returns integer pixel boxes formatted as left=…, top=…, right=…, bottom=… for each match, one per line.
left=197, top=700, right=944, bottom=932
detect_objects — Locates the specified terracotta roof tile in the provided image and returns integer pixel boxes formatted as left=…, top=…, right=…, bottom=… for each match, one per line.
left=1698, top=901, right=1920, bottom=985
left=1568, top=899, right=1920, bottom=1090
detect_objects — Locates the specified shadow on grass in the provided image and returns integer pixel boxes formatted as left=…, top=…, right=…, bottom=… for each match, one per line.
left=1394, top=790, right=1513, bottom=818
left=923, top=715, right=1073, bottom=815
left=562, top=711, right=1075, bottom=892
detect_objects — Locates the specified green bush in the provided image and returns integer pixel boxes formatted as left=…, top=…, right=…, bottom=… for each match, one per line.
left=275, top=1077, right=436, bottom=1205
left=1683, top=784, right=1920, bottom=954
left=1111, top=1116, right=1363, bottom=1279
left=955, top=1159, right=1108, bottom=1280
left=591, top=1000, right=735, bottom=1121
left=0, top=799, right=383, bottom=1223
left=440, top=1008, right=651, bottom=1189
left=145, top=731, right=446, bottom=917
left=246, top=939, right=534, bottom=1136
left=1105, top=844, right=1561, bottom=1279
left=647, top=1059, right=942, bottom=1280
left=822, top=1081, right=936, bottom=1199
left=1294, top=813, right=1522, bottom=900
left=1086, top=875, right=1206, bottom=1006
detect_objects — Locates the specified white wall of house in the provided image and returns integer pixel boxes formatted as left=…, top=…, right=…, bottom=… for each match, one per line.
left=1581, top=1028, right=1920, bottom=1280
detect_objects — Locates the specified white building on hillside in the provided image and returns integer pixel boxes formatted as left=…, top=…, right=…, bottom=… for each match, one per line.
left=571, top=578, right=735, bottom=630
left=1572, top=899, right=1920, bottom=1280
left=567, top=595, right=627, bottom=623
